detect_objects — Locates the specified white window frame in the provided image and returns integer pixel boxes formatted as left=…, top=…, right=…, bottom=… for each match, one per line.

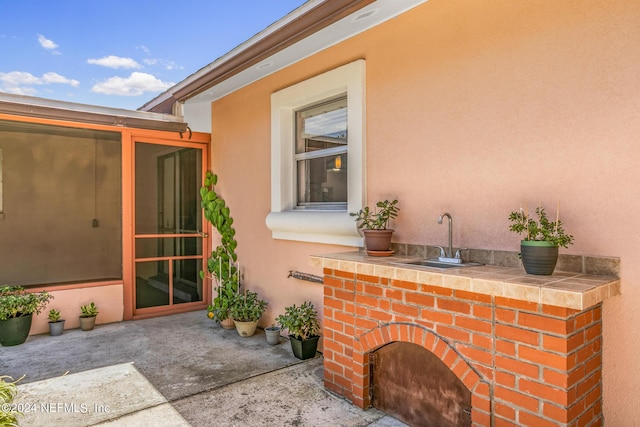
left=266, top=60, right=365, bottom=246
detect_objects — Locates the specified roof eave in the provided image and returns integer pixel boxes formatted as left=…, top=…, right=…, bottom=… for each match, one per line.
left=0, top=93, right=187, bottom=132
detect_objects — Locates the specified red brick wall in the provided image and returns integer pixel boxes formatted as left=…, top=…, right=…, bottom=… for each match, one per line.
left=322, top=268, right=603, bottom=427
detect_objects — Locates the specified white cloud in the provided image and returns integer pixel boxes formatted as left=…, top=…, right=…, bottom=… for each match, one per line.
left=0, top=71, right=79, bottom=95
left=87, top=55, right=141, bottom=69
left=37, top=34, right=58, bottom=50
left=0, top=71, right=80, bottom=96
left=163, top=61, right=184, bottom=71
left=137, top=45, right=151, bottom=55
left=0, top=71, right=41, bottom=86
left=0, top=85, right=37, bottom=96
left=135, top=45, right=183, bottom=71
left=91, top=72, right=174, bottom=96
left=41, top=72, right=80, bottom=87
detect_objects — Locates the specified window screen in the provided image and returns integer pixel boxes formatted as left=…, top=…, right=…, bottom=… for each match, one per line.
left=0, top=120, right=122, bottom=286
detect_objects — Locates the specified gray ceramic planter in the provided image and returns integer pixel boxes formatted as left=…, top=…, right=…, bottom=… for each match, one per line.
left=49, top=320, right=65, bottom=336
left=520, top=241, right=559, bottom=275
left=265, top=326, right=281, bottom=345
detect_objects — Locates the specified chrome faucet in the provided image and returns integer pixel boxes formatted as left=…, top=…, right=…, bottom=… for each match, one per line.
left=437, top=212, right=453, bottom=258
left=436, top=212, right=466, bottom=264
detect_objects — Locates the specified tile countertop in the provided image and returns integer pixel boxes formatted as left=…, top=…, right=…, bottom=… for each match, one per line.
left=309, top=251, right=621, bottom=311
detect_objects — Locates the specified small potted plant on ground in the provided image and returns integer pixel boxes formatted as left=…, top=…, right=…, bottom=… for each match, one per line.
left=79, top=302, right=99, bottom=331
left=47, top=308, right=65, bottom=336
left=264, top=323, right=281, bottom=346
left=0, top=286, right=52, bottom=346
left=229, top=290, right=268, bottom=337
left=276, top=301, right=321, bottom=360
left=351, top=199, right=399, bottom=255
left=508, top=205, right=574, bottom=275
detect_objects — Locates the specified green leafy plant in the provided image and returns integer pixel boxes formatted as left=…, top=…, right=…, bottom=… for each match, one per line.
left=508, top=206, right=574, bottom=248
left=0, top=375, right=21, bottom=426
left=80, top=302, right=99, bottom=317
left=276, top=301, right=320, bottom=341
left=0, top=286, right=52, bottom=321
left=229, top=290, right=268, bottom=322
left=201, top=171, right=240, bottom=322
left=350, top=199, right=399, bottom=230
left=48, top=309, right=62, bottom=323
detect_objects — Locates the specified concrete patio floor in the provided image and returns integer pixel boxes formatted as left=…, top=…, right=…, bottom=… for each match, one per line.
left=1, top=311, right=407, bottom=426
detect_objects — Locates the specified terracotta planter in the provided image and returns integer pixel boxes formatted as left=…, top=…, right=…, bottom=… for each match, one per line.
left=79, top=316, right=96, bottom=331
left=520, top=240, right=559, bottom=275
left=220, top=317, right=235, bottom=330
left=0, top=314, right=33, bottom=346
left=234, top=320, right=258, bottom=337
left=289, top=335, right=320, bottom=360
left=49, top=320, right=65, bottom=336
left=363, top=229, right=394, bottom=252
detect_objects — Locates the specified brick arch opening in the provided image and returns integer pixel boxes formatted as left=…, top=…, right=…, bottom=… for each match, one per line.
left=351, top=323, right=489, bottom=422
left=322, top=267, right=605, bottom=426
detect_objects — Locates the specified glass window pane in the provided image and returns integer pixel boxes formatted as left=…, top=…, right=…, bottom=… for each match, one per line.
left=297, top=154, right=347, bottom=205
left=173, top=259, right=203, bottom=304
left=0, top=120, right=122, bottom=286
left=135, top=143, right=202, bottom=235
left=296, top=96, right=347, bottom=154
left=135, top=259, right=202, bottom=308
left=136, top=261, right=170, bottom=309
left=136, top=237, right=202, bottom=258
left=295, top=96, right=348, bottom=209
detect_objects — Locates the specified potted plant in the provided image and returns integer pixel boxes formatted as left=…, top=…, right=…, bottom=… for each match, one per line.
left=229, top=290, right=268, bottom=337
left=79, top=302, right=99, bottom=331
left=508, top=205, right=574, bottom=275
left=276, top=301, right=321, bottom=360
left=0, top=286, right=52, bottom=346
left=350, top=199, right=399, bottom=255
left=48, top=308, right=65, bottom=336
left=201, top=171, right=240, bottom=329
left=265, top=324, right=281, bottom=346
left=0, top=375, right=21, bottom=425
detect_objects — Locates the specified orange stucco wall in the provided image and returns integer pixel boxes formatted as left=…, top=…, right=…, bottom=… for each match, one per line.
left=209, top=0, right=639, bottom=424
left=29, top=284, right=124, bottom=334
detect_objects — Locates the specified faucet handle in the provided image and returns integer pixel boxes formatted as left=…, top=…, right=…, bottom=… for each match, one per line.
left=435, top=246, right=447, bottom=258
left=454, top=248, right=468, bottom=259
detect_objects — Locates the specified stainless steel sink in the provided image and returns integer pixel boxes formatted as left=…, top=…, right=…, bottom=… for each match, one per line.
left=392, top=259, right=484, bottom=269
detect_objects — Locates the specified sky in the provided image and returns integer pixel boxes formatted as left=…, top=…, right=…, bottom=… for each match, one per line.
left=0, top=0, right=307, bottom=110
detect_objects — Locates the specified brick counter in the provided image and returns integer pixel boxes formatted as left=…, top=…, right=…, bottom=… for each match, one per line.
left=311, top=252, right=619, bottom=427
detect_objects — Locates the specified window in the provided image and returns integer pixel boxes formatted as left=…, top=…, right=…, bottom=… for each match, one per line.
left=266, top=60, right=365, bottom=246
left=295, top=95, right=348, bottom=210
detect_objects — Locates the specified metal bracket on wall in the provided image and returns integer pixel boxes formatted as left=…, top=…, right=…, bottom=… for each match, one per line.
left=287, top=270, right=324, bottom=284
